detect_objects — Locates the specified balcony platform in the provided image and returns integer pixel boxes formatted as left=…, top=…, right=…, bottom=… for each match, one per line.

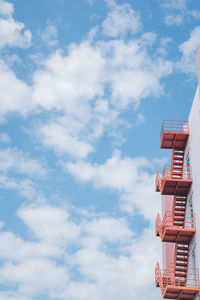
left=160, top=121, right=189, bottom=149
left=161, top=227, right=195, bottom=243
left=161, top=178, right=192, bottom=196
left=156, top=165, right=192, bottom=196
left=155, top=212, right=196, bottom=243
left=162, top=285, right=200, bottom=299
left=155, top=263, right=200, bottom=300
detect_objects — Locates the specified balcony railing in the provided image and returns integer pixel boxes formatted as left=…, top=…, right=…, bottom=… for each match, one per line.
left=160, top=120, right=189, bottom=149
left=156, top=211, right=196, bottom=240
left=155, top=263, right=200, bottom=296
left=155, top=213, right=161, bottom=236
left=155, top=171, right=162, bottom=192
left=161, top=211, right=195, bottom=232
left=160, top=120, right=189, bottom=142
left=156, top=165, right=192, bottom=195
left=162, top=165, right=192, bottom=180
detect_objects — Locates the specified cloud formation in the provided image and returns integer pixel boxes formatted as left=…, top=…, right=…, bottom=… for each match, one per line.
left=0, top=0, right=31, bottom=48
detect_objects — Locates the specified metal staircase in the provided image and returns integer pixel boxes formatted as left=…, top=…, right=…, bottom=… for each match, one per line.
left=174, top=243, right=189, bottom=285
left=155, top=120, right=200, bottom=299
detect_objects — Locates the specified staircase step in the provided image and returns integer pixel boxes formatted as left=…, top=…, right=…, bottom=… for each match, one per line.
left=173, top=159, right=184, bottom=162
left=176, top=255, right=189, bottom=258
left=173, top=158, right=183, bottom=161
left=176, top=262, right=188, bottom=267
left=174, top=212, right=185, bottom=216
left=175, top=269, right=188, bottom=273
left=173, top=164, right=183, bottom=167
left=175, top=206, right=186, bottom=209
left=173, top=169, right=183, bottom=172
left=175, top=207, right=186, bottom=210
left=176, top=257, right=188, bottom=262
left=177, top=250, right=189, bottom=254
left=173, top=160, right=183, bottom=163
left=174, top=149, right=184, bottom=152
left=173, top=221, right=184, bottom=224
left=175, top=274, right=187, bottom=278
left=177, top=245, right=189, bottom=250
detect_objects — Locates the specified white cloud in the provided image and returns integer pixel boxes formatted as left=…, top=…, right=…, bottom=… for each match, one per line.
left=67, top=225, right=161, bottom=300
left=31, top=42, right=119, bottom=158
left=159, top=0, right=200, bottom=26
left=0, top=0, right=14, bottom=17
left=0, top=0, right=31, bottom=48
left=176, top=26, right=200, bottom=74
left=18, top=205, right=80, bottom=244
left=0, top=148, right=46, bottom=177
left=102, top=1, right=141, bottom=37
left=0, top=175, right=38, bottom=199
left=38, top=121, right=94, bottom=158
left=160, top=0, right=187, bottom=11
left=0, top=148, right=46, bottom=199
left=0, top=60, right=31, bottom=119
left=0, top=291, right=29, bottom=300
left=0, top=230, right=59, bottom=261
left=41, top=21, right=58, bottom=47
left=99, top=39, right=173, bottom=109
left=164, top=13, right=183, bottom=26
left=0, top=3, right=173, bottom=159
left=65, top=149, right=161, bottom=220
left=0, top=258, right=69, bottom=295
left=83, top=217, right=133, bottom=243
left=0, top=18, right=31, bottom=48
left=189, top=10, right=200, bottom=19
left=0, top=133, right=11, bottom=143
left=32, top=43, right=105, bottom=110
left=0, top=203, right=161, bottom=299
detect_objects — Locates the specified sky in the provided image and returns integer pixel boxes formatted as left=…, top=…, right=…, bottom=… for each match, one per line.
left=0, top=0, right=200, bottom=299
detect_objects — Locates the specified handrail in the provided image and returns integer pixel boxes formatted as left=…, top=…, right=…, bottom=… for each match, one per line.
left=156, top=262, right=200, bottom=290
left=156, top=210, right=196, bottom=239
left=155, top=263, right=164, bottom=294
left=161, top=120, right=189, bottom=133
left=155, top=170, right=162, bottom=192
left=160, top=120, right=189, bottom=144
left=155, top=213, right=161, bottom=236
left=161, top=211, right=196, bottom=231
left=162, top=164, right=192, bottom=180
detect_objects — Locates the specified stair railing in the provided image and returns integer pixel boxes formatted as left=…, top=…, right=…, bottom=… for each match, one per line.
left=162, top=165, right=192, bottom=180
left=161, top=211, right=195, bottom=230
left=155, top=214, right=161, bottom=236
left=155, top=171, right=162, bottom=192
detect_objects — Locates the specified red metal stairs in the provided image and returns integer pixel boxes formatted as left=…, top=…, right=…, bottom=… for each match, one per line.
left=171, top=149, right=184, bottom=179
left=173, top=196, right=187, bottom=227
left=174, top=243, right=189, bottom=285
left=155, top=120, right=200, bottom=299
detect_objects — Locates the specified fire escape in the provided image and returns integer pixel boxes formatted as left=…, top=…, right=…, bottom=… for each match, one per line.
left=155, top=120, right=200, bottom=299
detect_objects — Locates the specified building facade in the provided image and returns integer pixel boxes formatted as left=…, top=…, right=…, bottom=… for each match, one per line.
left=155, top=49, right=200, bottom=299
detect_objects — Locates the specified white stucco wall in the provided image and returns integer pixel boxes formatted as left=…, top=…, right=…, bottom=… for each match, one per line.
left=185, top=87, right=200, bottom=299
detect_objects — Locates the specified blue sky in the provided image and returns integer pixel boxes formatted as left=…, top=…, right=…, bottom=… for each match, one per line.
left=0, top=0, right=200, bottom=299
